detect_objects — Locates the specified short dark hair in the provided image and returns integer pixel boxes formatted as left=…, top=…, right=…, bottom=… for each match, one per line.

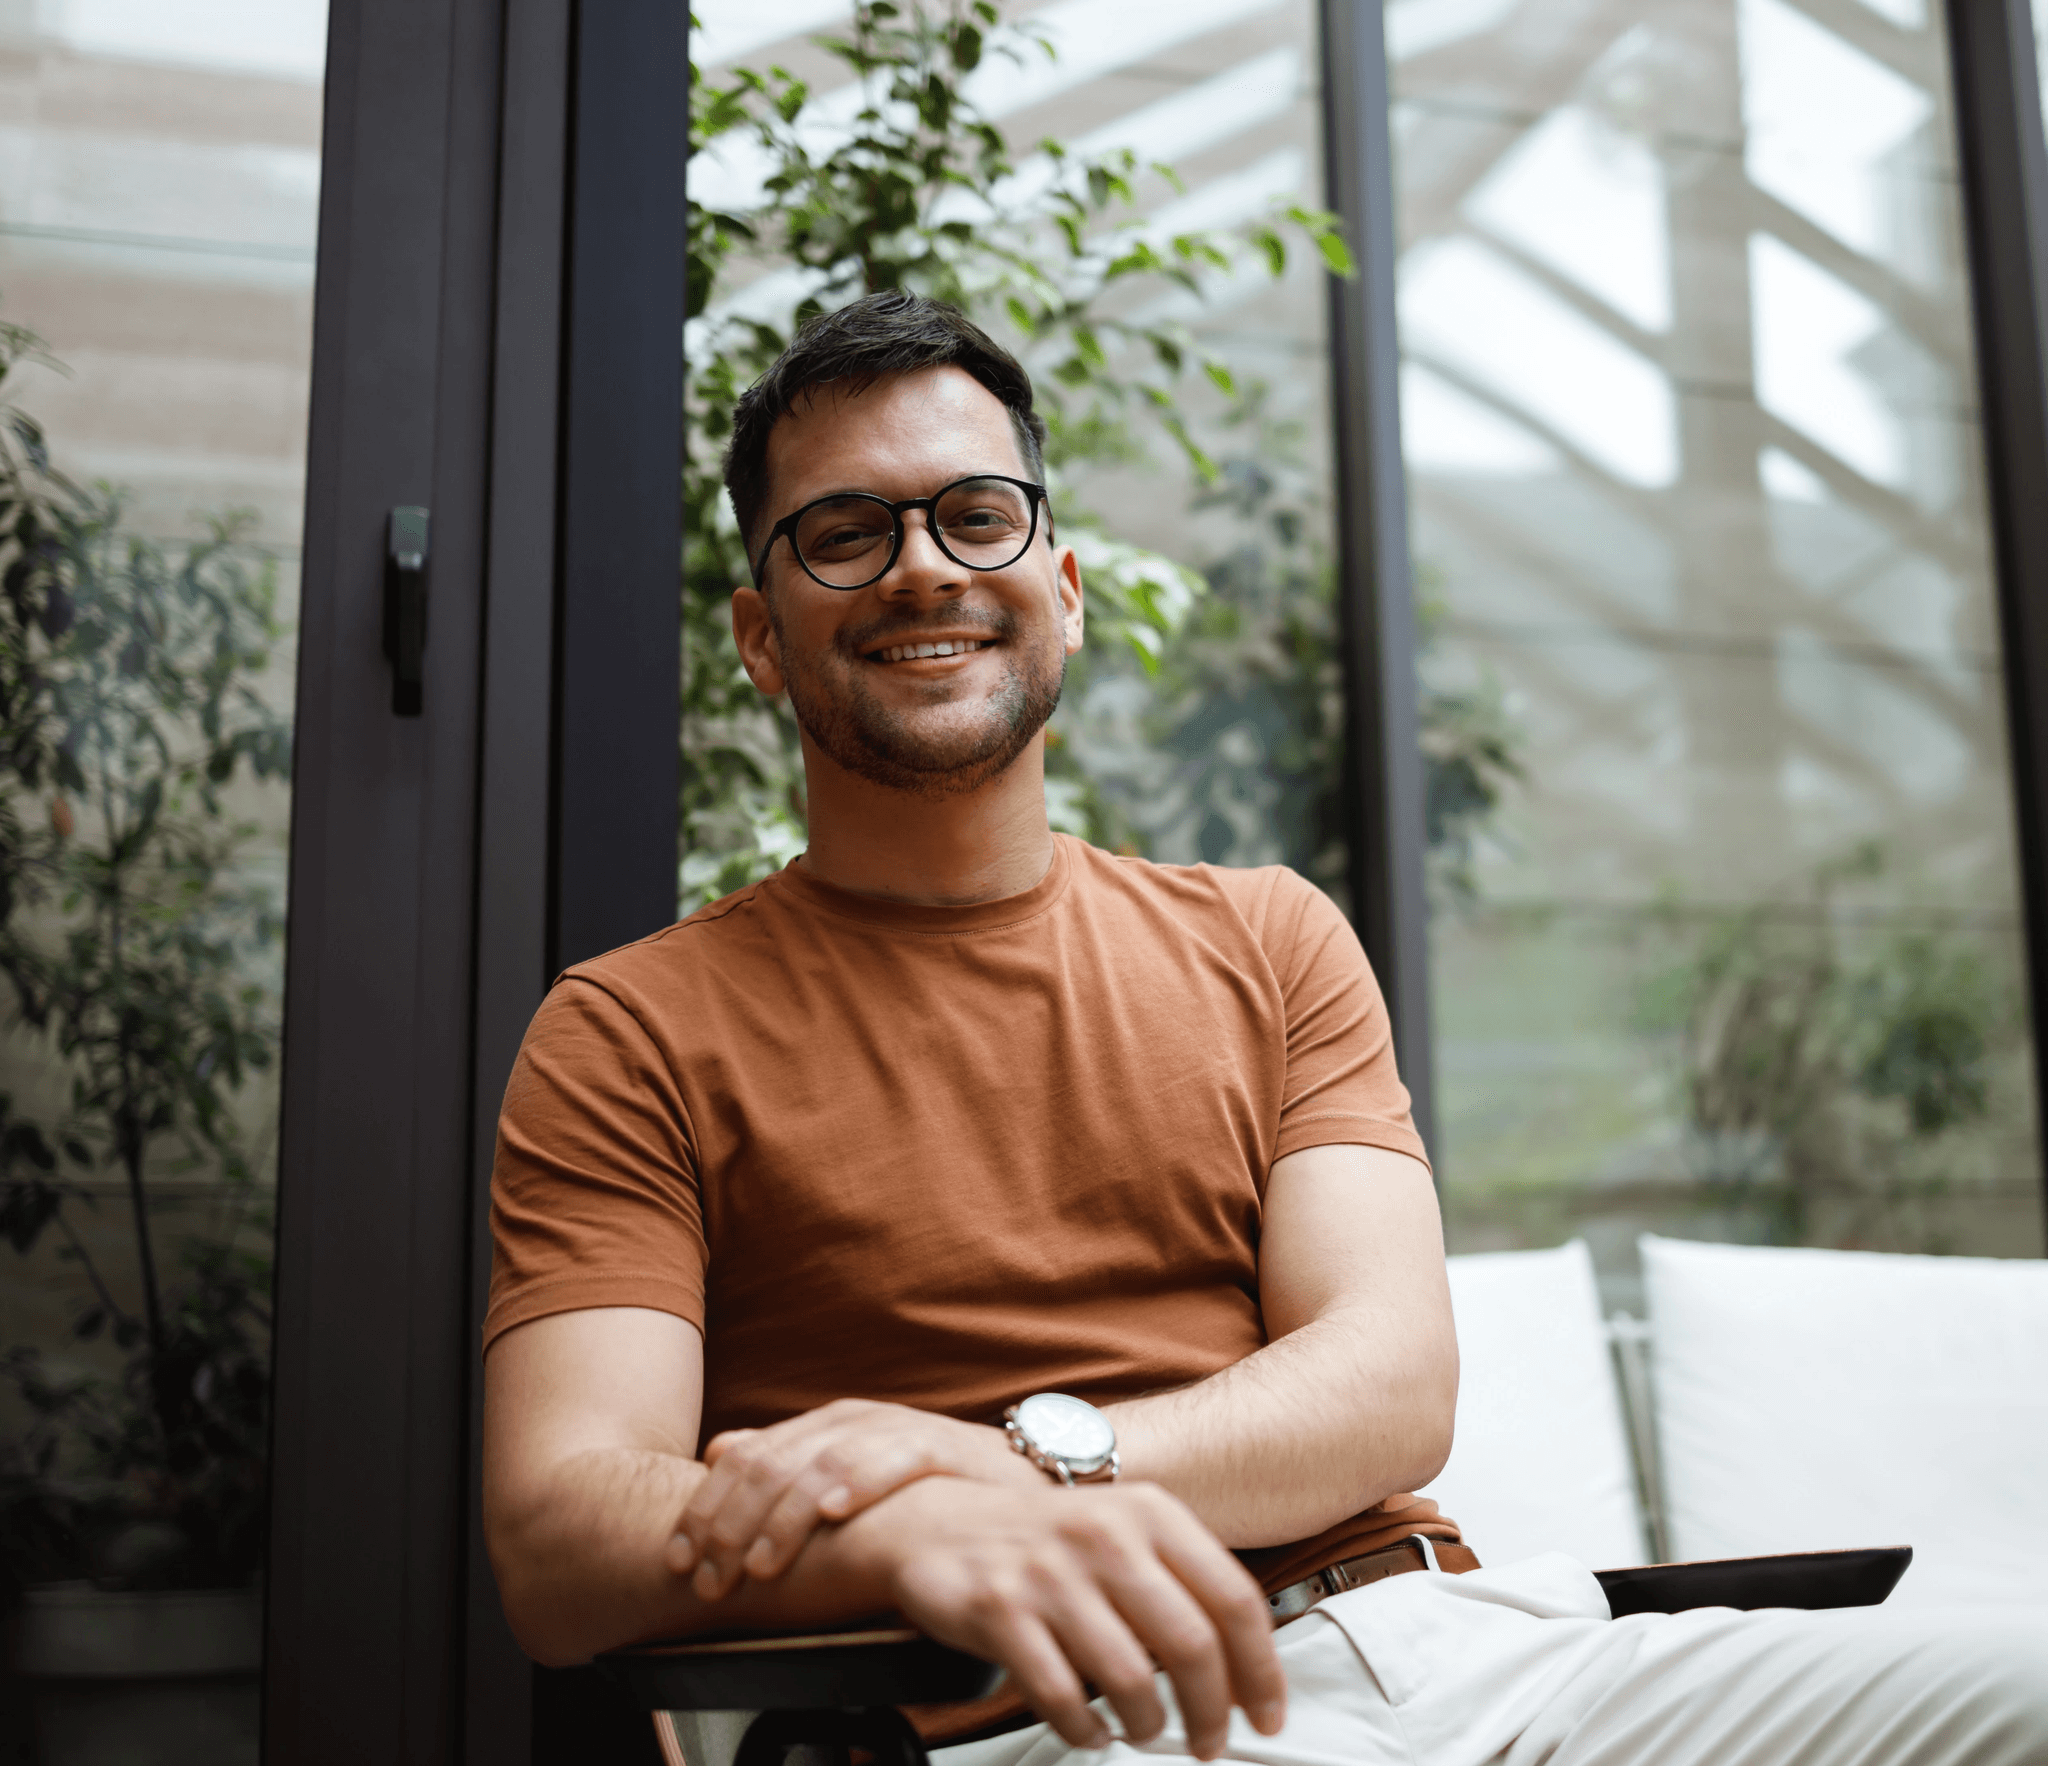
left=723, top=290, right=1047, bottom=560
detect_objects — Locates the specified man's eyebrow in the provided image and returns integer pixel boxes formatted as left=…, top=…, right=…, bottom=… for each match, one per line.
left=789, top=473, right=1032, bottom=502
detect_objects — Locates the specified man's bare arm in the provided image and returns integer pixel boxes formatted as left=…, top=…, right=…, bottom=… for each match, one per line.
left=481, top=1305, right=1287, bottom=1760
left=675, top=1145, right=1455, bottom=1587
left=1101, top=1144, right=1455, bottom=1549
left=482, top=1307, right=712, bottom=1662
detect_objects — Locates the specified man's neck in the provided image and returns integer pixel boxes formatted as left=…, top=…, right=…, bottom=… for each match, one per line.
left=796, top=735, right=1055, bottom=907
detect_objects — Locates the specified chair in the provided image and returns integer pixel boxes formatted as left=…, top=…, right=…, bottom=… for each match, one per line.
left=599, top=1548, right=1911, bottom=1766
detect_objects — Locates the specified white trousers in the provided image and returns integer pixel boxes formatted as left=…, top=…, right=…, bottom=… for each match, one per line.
left=936, top=1555, right=2048, bottom=1766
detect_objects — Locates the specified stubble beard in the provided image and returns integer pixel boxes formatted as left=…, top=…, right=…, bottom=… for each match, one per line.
left=771, top=601, right=1068, bottom=800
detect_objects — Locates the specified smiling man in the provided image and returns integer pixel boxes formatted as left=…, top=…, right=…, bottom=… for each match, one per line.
left=480, top=292, right=2046, bottom=1766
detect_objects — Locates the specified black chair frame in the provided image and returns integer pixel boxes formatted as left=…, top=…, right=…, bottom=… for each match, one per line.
left=600, top=1547, right=1912, bottom=1766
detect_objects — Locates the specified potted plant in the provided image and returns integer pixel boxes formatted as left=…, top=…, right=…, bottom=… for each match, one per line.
left=0, top=321, right=290, bottom=1764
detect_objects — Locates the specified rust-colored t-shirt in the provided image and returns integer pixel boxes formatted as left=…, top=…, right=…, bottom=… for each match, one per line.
left=485, top=834, right=1462, bottom=1589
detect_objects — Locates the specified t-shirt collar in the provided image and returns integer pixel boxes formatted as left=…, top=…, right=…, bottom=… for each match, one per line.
left=769, top=833, right=1074, bottom=934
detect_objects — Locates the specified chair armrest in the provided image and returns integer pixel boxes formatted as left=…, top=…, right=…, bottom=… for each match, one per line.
left=1594, top=1547, right=1912, bottom=1617
left=598, top=1625, right=1003, bottom=1713
left=601, top=1545, right=1915, bottom=1714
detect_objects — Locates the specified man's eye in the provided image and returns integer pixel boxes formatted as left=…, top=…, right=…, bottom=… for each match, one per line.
left=948, top=508, right=1016, bottom=532
left=813, top=525, right=884, bottom=551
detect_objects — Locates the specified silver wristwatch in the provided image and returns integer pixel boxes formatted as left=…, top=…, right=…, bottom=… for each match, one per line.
left=1003, top=1392, right=1120, bottom=1485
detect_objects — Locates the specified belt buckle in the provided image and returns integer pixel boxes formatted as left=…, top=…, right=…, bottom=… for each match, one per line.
left=1266, top=1534, right=1446, bottom=1625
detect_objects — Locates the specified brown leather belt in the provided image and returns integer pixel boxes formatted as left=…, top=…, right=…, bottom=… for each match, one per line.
left=1267, top=1534, right=1472, bottom=1624
left=916, top=1534, right=1479, bottom=1746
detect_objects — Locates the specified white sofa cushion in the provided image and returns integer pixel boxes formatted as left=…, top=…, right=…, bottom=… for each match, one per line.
left=1642, top=1233, right=2048, bottom=1608
left=1419, top=1240, right=1648, bottom=1570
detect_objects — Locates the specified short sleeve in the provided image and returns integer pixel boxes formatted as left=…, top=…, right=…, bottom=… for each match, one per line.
left=1256, top=870, right=1431, bottom=1169
left=482, top=974, right=707, bottom=1351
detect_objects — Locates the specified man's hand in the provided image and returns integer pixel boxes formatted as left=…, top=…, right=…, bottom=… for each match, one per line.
left=852, top=1475, right=1287, bottom=1761
left=674, top=1398, right=1043, bottom=1599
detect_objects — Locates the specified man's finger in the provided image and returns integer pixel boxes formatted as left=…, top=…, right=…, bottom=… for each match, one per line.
left=699, top=1427, right=759, bottom=1469
left=1152, top=1519, right=1288, bottom=1736
left=743, top=1437, right=942, bottom=1578
left=953, top=1606, right=1113, bottom=1752
left=684, top=1432, right=823, bottom=1597
left=1087, top=1553, right=1235, bottom=1757
left=1038, top=1579, right=1175, bottom=1749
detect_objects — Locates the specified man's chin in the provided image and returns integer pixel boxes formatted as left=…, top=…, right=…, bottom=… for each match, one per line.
left=792, top=699, right=1049, bottom=799
left=823, top=730, right=1038, bottom=799
left=782, top=647, right=1066, bottom=800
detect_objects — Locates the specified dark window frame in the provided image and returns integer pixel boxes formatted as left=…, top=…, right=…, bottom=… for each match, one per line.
left=1946, top=0, right=2048, bottom=1232
left=1320, top=0, right=1437, bottom=1149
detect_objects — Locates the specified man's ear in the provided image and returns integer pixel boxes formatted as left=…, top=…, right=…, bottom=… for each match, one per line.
left=1055, top=545, right=1084, bottom=657
left=731, top=585, right=786, bottom=696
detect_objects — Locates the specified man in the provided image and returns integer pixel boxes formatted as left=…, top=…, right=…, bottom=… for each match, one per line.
left=483, top=291, right=2045, bottom=1766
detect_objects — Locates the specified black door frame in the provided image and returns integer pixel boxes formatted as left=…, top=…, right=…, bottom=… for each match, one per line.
left=267, top=0, right=681, bottom=1758
left=265, top=0, right=509, bottom=1755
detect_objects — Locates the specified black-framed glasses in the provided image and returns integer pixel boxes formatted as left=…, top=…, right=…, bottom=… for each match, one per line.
left=750, top=473, right=1051, bottom=591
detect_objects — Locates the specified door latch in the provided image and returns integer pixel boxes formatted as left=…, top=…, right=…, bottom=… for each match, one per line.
left=383, top=505, right=430, bottom=716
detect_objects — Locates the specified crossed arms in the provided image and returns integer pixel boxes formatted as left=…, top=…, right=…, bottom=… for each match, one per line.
left=482, top=1144, right=1454, bottom=1759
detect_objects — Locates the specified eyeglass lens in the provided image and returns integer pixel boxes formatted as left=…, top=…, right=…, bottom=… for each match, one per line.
left=793, top=476, right=1037, bottom=588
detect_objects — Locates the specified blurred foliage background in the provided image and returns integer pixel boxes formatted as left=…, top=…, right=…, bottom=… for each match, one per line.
left=0, top=325, right=285, bottom=1594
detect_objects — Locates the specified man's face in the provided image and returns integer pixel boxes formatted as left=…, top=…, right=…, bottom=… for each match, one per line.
left=730, top=366, right=1084, bottom=799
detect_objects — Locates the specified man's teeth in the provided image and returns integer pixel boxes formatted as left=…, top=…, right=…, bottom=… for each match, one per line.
left=873, top=639, right=992, bottom=662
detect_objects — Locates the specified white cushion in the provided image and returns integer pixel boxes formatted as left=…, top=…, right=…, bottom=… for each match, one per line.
left=1418, top=1240, right=1648, bottom=1569
left=1642, top=1234, right=2048, bottom=1608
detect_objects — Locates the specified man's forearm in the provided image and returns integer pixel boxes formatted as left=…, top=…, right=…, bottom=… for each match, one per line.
left=1101, top=1146, right=1458, bottom=1549
left=1104, top=1300, right=1456, bottom=1549
left=488, top=1446, right=899, bottom=1664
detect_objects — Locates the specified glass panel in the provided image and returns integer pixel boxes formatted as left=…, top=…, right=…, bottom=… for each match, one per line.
left=1390, top=0, right=2047, bottom=1303
left=685, top=2, right=1346, bottom=909
left=0, top=4, right=324, bottom=1753
left=2038, top=0, right=2048, bottom=127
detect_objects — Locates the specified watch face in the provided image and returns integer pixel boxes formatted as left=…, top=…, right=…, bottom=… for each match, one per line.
left=1016, top=1392, right=1115, bottom=1468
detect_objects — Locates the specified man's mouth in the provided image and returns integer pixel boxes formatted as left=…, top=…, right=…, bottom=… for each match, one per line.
left=864, top=637, right=998, bottom=663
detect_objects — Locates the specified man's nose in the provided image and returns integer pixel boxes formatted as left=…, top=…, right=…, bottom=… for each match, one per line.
left=878, top=509, right=964, bottom=598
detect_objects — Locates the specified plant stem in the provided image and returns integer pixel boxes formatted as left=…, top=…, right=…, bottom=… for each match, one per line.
left=53, top=1202, right=136, bottom=1340
left=101, top=769, right=170, bottom=1433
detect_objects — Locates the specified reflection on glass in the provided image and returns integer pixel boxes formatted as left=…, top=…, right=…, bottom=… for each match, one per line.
left=0, top=4, right=324, bottom=1755
left=685, top=1, right=1345, bottom=906
left=1390, top=0, right=2046, bottom=1301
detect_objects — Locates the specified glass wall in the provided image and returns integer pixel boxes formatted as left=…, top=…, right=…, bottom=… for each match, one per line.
left=1388, top=0, right=2047, bottom=1303
left=0, top=4, right=322, bottom=1758
left=685, top=0, right=1347, bottom=906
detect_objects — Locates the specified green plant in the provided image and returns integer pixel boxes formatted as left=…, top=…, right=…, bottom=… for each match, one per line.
left=1635, top=845, right=2009, bottom=1248
left=683, top=0, right=1349, bottom=908
left=1413, top=578, right=1523, bottom=904
left=1045, top=389, right=1346, bottom=879
left=0, top=323, right=287, bottom=1591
